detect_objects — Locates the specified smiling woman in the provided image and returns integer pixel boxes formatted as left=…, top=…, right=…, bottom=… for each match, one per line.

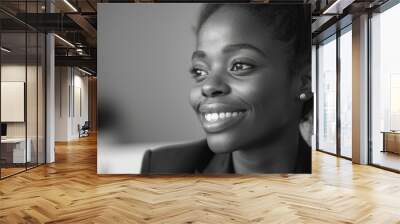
left=140, top=3, right=312, bottom=174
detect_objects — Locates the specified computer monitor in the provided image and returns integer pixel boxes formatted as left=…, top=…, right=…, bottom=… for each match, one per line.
left=1, top=123, right=7, bottom=137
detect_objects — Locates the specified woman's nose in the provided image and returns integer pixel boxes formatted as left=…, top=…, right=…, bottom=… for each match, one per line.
left=201, top=75, right=231, bottom=97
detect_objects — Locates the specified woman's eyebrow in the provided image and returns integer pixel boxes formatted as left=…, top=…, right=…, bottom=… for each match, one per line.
left=192, top=50, right=206, bottom=60
left=223, top=43, right=267, bottom=57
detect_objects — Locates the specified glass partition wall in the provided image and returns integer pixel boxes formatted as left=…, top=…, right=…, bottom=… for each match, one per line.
left=0, top=31, right=27, bottom=177
left=316, top=26, right=353, bottom=159
left=370, top=2, right=400, bottom=171
left=0, top=2, right=46, bottom=179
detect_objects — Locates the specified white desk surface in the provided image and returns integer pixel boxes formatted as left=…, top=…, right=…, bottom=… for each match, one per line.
left=1, top=138, right=28, bottom=144
left=1, top=138, right=32, bottom=163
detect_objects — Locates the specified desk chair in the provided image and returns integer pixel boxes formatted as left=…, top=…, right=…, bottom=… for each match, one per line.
left=78, top=121, right=90, bottom=138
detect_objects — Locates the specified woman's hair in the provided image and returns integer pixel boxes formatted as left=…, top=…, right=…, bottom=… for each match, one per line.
left=196, top=3, right=312, bottom=120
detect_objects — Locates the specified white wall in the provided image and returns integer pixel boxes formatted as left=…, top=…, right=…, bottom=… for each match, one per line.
left=1, top=63, right=46, bottom=164
left=55, top=67, right=89, bottom=141
left=1, top=66, right=27, bottom=136
left=71, top=73, right=89, bottom=138
left=1, top=65, right=39, bottom=137
left=55, top=66, right=69, bottom=141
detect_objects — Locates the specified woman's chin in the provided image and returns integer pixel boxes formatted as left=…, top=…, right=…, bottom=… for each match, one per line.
left=206, top=134, right=239, bottom=154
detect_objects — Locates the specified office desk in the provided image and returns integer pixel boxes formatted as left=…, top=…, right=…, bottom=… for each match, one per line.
left=382, top=131, right=400, bottom=154
left=1, top=138, right=31, bottom=163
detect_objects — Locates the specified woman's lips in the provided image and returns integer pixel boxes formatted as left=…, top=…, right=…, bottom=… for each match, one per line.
left=198, top=103, right=248, bottom=133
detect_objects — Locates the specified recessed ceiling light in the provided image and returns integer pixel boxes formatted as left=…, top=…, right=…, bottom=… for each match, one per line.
left=1, top=47, right=11, bottom=53
left=54, top=34, right=75, bottom=48
left=78, top=67, right=93, bottom=76
left=63, top=0, right=78, bottom=12
left=323, top=0, right=354, bottom=15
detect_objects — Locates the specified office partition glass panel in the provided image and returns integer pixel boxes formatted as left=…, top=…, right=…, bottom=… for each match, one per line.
left=1, top=32, right=28, bottom=178
left=371, top=3, right=400, bottom=171
left=27, top=31, right=38, bottom=169
left=339, top=28, right=352, bottom=158
left=317, top=36, right=337, bottom=154
left=0, top=1, right=46, bottom=179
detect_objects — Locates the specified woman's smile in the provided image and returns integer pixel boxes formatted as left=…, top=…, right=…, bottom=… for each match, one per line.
left=198, top=103, right=248, bottom=133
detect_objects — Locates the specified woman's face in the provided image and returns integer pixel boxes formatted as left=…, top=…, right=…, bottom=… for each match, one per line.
left=189, top=6, right=303, bottom=153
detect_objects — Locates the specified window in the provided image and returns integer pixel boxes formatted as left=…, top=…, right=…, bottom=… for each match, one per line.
left=339, top=28, right=352, bottom=158
left=370, top=2, right=400, bottom=171
left=317, top=36, right=337, bottom=154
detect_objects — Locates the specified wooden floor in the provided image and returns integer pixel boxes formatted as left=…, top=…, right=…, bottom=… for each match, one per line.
left=1, top=135, right=400, bottom=223
left=1, top=163, right=44, bottom=178
left=372, top=150, right=400, bottom=171
left=1, top=167, right=26, bottom=178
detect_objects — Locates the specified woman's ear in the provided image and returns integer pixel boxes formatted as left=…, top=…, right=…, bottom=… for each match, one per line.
left=297, top=64, right=313, bottom=146
left=297, top=63, right=312, bottom=100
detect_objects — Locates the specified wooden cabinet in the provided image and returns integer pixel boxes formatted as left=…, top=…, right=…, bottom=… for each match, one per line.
left=382, top=132, right=400, bottom=154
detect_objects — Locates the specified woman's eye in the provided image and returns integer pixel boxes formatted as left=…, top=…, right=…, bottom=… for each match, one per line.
left=190, top=67, right=208, bottom=82
left=230, top=62, right=254, bottom=72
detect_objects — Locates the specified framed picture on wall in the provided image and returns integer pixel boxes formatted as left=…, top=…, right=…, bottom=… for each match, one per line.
left=1, top=81, right=25, bottom=122
left=97, top=3, right=312, bottom=175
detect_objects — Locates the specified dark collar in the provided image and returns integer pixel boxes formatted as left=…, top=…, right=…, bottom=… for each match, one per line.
left=199, top=134, right=311, bottom=174
left=201, top=153, right=234, bottom=174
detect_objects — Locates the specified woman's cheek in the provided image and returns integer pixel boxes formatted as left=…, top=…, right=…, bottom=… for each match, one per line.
left=232, top=77, right=274, bottom=105
left=189, top=86, right=202, bottom=110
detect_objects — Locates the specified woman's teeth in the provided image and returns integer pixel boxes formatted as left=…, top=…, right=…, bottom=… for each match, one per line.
left=204, top=112, right=243, bottom=122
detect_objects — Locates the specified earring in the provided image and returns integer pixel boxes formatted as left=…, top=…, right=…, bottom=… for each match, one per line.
left=299, top=92, right=309, bottom=101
